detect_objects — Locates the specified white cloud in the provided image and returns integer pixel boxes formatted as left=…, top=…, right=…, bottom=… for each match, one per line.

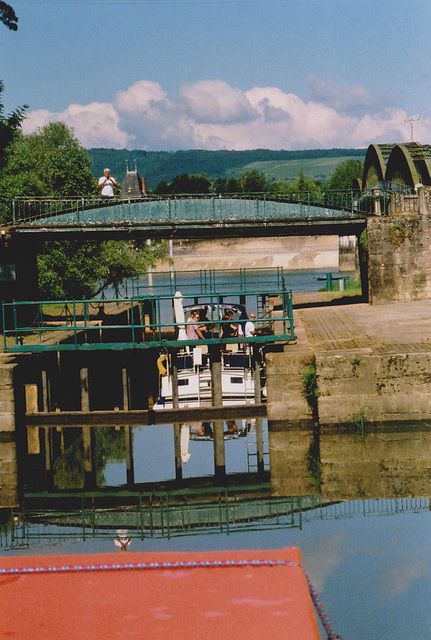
left=22, top=102, right=131, bottom=149
left=377, top=558, right=430, bottom=598
left=306, top=74, right=373, bottom=116
left=21, top=77, right=431, bottom=151
left=179, top=79, right=255, bottom=124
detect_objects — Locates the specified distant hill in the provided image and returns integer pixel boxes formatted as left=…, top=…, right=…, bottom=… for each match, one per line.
left=87, top=148, right=366, bottom=190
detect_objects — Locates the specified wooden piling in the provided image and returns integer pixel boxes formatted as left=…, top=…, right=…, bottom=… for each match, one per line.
left=210, top=346, right=223, bottom=407
left=213, top=419, right=226, bottom=479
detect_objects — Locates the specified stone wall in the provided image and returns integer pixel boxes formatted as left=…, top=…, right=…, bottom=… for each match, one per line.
left=368, top=187, right=431, bottom=303
left=0, top=360, right=19, bottom=507
left=267, top=347, right=431, bottom=428
left=316, top=350, right=431, bottom=426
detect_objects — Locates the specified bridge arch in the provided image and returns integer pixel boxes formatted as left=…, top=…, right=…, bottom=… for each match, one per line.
left=362, top=144, right=395, bottom=189
left=385, top=144, right=423, bottom=189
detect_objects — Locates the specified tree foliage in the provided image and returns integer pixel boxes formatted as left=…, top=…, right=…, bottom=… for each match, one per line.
left=324, top=159, right=364, bottom=191
left=0, top=121, right=167, bottom=299
left=38, top=238, right=168, bottom=300
left=0, top=121, right=97, bottom=200
left=0, top=1, right=18, bottom=31
left=0, top=81, right=27, bottom=170
left=153, top=172, right=211, bottom=194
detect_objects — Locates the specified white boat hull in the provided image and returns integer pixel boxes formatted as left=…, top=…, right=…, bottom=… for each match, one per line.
left=155, top=366, right=256, bottom=409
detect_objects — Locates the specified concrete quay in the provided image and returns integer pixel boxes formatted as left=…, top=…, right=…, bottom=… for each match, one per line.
left=266, top=293, right=431, bottom=427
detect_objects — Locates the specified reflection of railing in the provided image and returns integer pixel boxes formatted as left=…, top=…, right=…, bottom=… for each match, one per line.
left=2, top=288, right=294, bottom=352
left=1, top=490, right=321, bottom=548
left=302, top=497, right=429, bottom=522
left=2, top=495, right=426, bottom=549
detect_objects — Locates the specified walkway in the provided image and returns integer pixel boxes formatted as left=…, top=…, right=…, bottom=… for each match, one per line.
left=292, top=294, right=431, bottom=354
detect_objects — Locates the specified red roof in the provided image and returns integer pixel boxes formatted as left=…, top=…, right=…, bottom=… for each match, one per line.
left=0, top=547, right=321, bottom=639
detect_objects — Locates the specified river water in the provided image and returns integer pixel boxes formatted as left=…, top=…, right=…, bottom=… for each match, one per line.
left=2, top=268, right=430, bottom=639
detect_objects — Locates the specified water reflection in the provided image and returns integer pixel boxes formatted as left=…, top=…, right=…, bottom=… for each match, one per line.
left=3, top=421, right=431, bottom=639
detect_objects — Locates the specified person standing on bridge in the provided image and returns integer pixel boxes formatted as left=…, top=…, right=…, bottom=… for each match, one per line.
left=98, top=168, right=118, bottom=201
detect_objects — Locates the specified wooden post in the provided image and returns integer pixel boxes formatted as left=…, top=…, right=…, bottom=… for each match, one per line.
left=171, top=350, right=183, bottom=480
left=213, top=419, right=226, bottom=480
left=41, top=370, right=53, bottom=486
left=80, top=367, right=90, bottom=412
left=25, top=384, right=40, bottom=455
left=255, top=417, right=265, bottom=477
left=173, top=423, right=183, bottom=481
left=210, top=345, right=223, bottom=407
left=122, top=367, right=135, bottom=488
left=80, top=367, right=95, bottom=490
left=171, top=349, right=179, bottom=410
left=253, top=344, right=262, bottom=404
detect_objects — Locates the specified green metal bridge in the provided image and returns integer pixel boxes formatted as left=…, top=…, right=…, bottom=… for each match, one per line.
left=7, top=193, right=369, bottom=239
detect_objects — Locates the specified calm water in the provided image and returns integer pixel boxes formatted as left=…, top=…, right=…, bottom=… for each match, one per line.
left=3, top=270, right=430, bottom=640
left=3, top=421, right=431, bottom=639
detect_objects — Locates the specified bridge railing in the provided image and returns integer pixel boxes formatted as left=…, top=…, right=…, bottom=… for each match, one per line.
left=2, top=288, right=294, bottom=352
left=8, top=191, right=373, bottom=225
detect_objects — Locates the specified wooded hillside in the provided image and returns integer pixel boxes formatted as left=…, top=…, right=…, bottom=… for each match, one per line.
left=87, top=148, right=366, bottom=189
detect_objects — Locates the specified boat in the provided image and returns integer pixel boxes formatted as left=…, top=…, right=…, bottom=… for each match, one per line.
left=154, top=298, right=262, bottom=409
left=0, top=547, right=339, bottom=639
left=155, top=348, right=256, bottom=409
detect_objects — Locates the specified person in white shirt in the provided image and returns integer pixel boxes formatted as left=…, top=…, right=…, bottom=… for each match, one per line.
left=244, top=312, right=256, bottom=337
left=98, top=168, right=118, bottom=200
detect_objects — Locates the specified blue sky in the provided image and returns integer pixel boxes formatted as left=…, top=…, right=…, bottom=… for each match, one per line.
left=2, top=0, right=430, bottom=150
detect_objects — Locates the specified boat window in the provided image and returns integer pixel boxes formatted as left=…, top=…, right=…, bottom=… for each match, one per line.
left=230, top=377, right=243, bottom=384
left=178, top=379, right=190, bottom=386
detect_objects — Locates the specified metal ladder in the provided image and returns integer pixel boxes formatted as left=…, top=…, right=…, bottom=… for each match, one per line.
left=246, top=419, right=269, bottom=473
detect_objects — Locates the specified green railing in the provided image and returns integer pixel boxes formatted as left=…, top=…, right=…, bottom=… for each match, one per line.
left=2, top=288, right=294, bottom=352
left=8, top=191, right=369, bottom=226
left=131, top=266, right=286, bottom=297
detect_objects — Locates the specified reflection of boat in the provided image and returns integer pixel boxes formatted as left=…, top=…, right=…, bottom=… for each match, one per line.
left=155, top=349, right=256, bottom=409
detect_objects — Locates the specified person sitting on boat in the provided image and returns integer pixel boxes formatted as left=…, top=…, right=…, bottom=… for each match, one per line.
left=187, top=310, right=205, bottom=340
left=244, top=313, right=256, bottom=337
left=221, top=310, right=238, bottom=339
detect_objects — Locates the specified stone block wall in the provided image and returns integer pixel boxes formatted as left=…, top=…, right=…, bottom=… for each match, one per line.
left=0, top=361, right=19, bottom=507
left=317, top=350, right=431, bottom=426
left=320, top=428, right=431, bottom=500
left=267, top=347, right=431, bottom=428
left=368, top=187, right=431, bottom=303
left=265, top=349, right=314, bottom=427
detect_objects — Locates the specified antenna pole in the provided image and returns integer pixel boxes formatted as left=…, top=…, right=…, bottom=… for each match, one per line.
left=404, top=117, right=420, bottom=143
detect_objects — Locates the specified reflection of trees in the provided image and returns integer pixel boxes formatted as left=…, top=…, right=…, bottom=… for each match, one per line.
left=54, top=427, right=126, bottom=489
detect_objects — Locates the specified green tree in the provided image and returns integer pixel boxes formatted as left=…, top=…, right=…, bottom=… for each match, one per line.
left=271, top=168, right=321, bottom=199
left=0, top=121, right=167, bottom=299
left=38, top=238, right=168, bottom=300
left=0, top=81, right=27, bottom=171
left=0, top=121, right=97, bottom=201
left=0, top=1, right=18, bottom=30
left=324, top=159, right=364, bottom=191
left=212, top=177, right=241, bottom=194
left=239, top=169, right=269, bottom=193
